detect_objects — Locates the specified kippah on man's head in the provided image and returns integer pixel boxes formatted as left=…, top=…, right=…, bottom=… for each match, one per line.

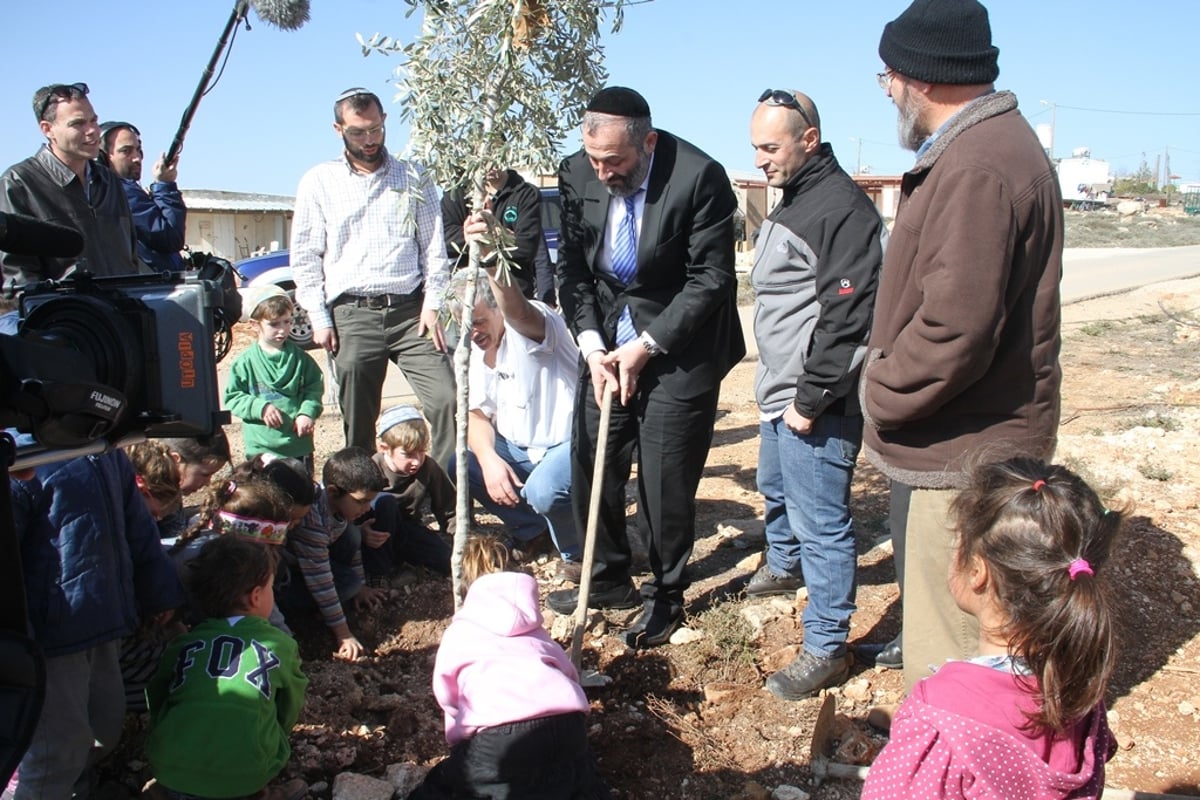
left=586, top=86, right=651, bottom=118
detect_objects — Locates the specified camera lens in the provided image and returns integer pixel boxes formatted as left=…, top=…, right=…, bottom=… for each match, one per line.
left=21, top=294, right=144, bottom=407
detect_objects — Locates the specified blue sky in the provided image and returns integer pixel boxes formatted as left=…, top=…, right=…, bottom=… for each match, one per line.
left=2, top=0, right=1196, bottom=196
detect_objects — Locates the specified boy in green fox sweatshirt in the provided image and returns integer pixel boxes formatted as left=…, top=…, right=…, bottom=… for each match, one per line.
left=146, top=535, right=308, bottom=800
left=224, top=285, right=323, bottom=471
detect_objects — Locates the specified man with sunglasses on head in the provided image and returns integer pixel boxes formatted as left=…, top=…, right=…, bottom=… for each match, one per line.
left=545, top=87, right=745, bottom=649
left=747, top=89, right=886, bottom=700
left=291, top=88, right=456, bottom=467
left=0, top=83, right=140, bottom=292
left=861, top=0, right=1063, bottom=693
left=100, top=121, right=186, bottom=271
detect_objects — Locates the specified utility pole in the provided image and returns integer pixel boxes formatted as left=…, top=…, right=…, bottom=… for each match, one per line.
left=1165, top=146, right=1172, bottom=197
left=1040, top=100, right=1056, bottom=160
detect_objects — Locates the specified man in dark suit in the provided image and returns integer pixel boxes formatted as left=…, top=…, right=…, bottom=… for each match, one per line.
left=546, top=87, right=745, bottom=648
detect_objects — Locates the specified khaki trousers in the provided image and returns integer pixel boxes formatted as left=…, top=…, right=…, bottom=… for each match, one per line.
left=900, top=487, right=979, bottom=691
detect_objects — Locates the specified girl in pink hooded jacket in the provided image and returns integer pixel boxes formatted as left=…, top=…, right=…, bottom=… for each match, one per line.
left=863, top=458, right=1119, bottom=800
left=408, top=537, right=608, bottom=799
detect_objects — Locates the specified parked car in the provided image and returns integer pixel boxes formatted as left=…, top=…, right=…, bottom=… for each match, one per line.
left=236, top=187, right=561, bottom=349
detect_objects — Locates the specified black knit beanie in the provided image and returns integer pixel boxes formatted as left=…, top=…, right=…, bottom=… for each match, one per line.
left=879, top=0, right=999, bottom=85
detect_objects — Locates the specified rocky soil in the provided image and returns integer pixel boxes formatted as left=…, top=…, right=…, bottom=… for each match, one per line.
left=100, top=238, right=1200, bottom=799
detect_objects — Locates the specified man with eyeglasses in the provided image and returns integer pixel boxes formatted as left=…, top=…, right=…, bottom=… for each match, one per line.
left=99, top=121, right=186, bottom=271
left=747, top=89, right=886, bottom=700
left=545, top=87, right=745, bottom=649
left=0, top=82, right=140, bottom=292
left=860, top=0, right=1063, bottom=693
left=291, top=88, right=456, bottom=467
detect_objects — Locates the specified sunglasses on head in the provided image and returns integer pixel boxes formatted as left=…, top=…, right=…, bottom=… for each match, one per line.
left=758, top=88, right=814, bottom=130
left=38, top=82, right=89, bottom=120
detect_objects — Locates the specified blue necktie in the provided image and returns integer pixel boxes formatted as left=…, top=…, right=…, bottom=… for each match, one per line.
left=612, top=194, right=639, bottom=346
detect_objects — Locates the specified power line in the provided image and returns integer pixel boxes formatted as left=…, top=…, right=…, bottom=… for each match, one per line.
left=1060, top=104, right=1200, bottom=117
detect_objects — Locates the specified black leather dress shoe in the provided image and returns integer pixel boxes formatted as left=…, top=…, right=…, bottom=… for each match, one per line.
left=875, top=635, right=903, bottom=670
left=546, top=582, right=640, bottom=615
left=621, top=602, right=683, bottom=649
left=852, top=634, right=903, bottom=670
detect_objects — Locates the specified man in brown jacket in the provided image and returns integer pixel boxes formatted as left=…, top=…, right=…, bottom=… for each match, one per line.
left=861, top=0, right=1063, bottom=690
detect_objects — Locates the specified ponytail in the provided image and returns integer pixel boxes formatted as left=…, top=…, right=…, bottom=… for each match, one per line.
left=951, top=458, right=1123, bottom=733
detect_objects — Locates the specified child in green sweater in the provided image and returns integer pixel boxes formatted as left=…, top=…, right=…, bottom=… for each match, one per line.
left=146, top=535, right=308, bottom=800
left=224, top=286, right=324, bottom=471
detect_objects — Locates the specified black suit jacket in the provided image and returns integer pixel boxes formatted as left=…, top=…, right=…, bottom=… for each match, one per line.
left=556, top=130, right=745, bottom=400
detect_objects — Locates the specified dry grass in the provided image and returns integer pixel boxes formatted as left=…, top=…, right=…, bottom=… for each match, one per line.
left=1065, top=208, right=1200, bottom=248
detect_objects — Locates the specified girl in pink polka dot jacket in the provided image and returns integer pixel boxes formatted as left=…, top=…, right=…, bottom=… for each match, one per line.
left=862, top=457, right=1120, bottom=800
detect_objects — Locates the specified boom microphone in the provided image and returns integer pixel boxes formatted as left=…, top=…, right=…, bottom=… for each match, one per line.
left=251, top=0, right=311, bottom=30
left=165, top=0, right=311, bottom=166
left=0, top=213, right=84, bottom=259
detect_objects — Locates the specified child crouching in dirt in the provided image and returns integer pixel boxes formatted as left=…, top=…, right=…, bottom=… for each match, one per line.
left=408, top=537, right=608, bottom=799
left=146, top=536, right=308, bottom=800
left=120, top=440, right=187, bottom=711
left=275, top=447, right=386, bottom=661
left=366, top=404, right=454, bottom=585
left=152, top=431, right=233, bottom=539
left=862, top=458, right=1120, bottom=800
left=166, top=469, right=294, bottom=630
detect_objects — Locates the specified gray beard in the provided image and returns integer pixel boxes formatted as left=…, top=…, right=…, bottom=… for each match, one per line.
left=604, top=152, right=651, bottom=198
left=897, top=99, right=926, bottom=153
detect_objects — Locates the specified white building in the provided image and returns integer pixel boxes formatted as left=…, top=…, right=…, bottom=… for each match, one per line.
left=181, top=189, right=293, bottom=262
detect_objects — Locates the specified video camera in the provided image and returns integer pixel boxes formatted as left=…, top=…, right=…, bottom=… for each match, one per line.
left=0, top=212, right=242, bottom=785
left=1, top=227, right=239, bottom=470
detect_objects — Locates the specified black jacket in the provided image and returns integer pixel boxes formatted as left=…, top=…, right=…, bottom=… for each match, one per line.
left=751, top=143, right=885, bottom=419
left=441, top=169, right=544, bottom=300
left=557, top=130, right=745, bottom=400
left=0, top=145, right=140, bottom=287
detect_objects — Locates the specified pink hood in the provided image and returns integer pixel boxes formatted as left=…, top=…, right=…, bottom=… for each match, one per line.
left=432, top=572, right=588, bottom=744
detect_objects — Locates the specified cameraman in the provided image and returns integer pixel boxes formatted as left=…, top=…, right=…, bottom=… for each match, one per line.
left=99, top=121, right=186, bottom=271
left=0, top=83, right=140, bottom=301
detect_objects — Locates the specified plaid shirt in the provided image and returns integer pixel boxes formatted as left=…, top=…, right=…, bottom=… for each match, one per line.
left=291, top=152, right=450, bottom=330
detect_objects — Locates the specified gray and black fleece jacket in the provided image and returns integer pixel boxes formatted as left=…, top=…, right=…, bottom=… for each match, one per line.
left=752, top=143, right=886, bottom=421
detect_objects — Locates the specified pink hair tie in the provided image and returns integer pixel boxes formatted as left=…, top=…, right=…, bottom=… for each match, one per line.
left=1067, top=558, right=1093, bottom=580
left=1032, top=479, right=1046, bottom=492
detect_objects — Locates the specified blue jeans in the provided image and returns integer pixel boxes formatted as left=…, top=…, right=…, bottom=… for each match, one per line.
left=458, top=435, right=580, bottom=561
left=361, top=493, right=452, bottom=577
left=757, top=412, right=862, bottom=658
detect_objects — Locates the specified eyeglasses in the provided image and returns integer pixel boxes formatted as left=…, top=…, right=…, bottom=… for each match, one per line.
left=37, top=82, right=89, bottom=121
left=341, top=124, right=385, bottom=141
left=758, top=89, right=814, bottom=130
left=876, top=70, right=895, bottom=91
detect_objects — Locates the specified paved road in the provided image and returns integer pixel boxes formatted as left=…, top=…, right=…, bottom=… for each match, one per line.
left=1061, top=245, right=1200, bottom=303
left=228, top=245, right=1200, bottom=410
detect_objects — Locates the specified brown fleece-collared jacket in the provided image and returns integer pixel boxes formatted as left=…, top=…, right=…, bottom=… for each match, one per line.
left=860, top=90, right=1063, bottom=488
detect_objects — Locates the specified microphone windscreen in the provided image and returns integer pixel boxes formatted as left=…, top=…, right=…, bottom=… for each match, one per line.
left=251, top=0, right=311, bottom=30
left=0, top=213, right=85, bottom=258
